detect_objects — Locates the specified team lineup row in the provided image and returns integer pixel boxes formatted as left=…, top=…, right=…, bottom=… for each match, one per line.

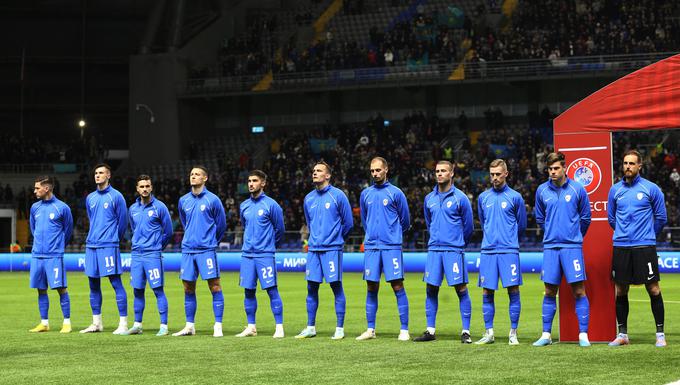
left=27, top=150, right=668, bottom=346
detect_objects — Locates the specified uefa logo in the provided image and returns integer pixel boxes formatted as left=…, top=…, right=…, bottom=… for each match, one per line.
left=567, top=157, right=602, bottom=195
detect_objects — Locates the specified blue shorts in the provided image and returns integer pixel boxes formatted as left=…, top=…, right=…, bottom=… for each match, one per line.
left=541, top=248, right=587, bottom=285
left=130, top=253, right=164, bottom=289
left=85, top=247, right=122, bottom=278
left=424, top=250, right=467, bottom=287
left=240, top=256, right=277, bottom=290
left=306, top=250, right=343, bottom=283
left=30, top=257, right=67, bottom=289
left=478, top=252, right=523, bottom=290
left=180, top=250, right=219, bottom=281
left=363, top=249, right=404, bottom=282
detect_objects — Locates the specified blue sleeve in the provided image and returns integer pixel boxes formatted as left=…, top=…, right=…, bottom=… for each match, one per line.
left=303, top=199, right=311, bottom=228
left=213, top=196, right=227, bottom=243
left=515, top=194, right=527, bottom=236
left=460, top=194, right=474, bottom=244
left=178, top=198, right=186, bottom=228
left=476, top=195, right=484, bottom=228
left=534, top=188, right=545, bottom=230
left=116, top=194, right=128, bottom=241
left=651, top=185, right=667, bottom=235
left=160, top=204, right=173, bottom=248
left=578, top=187, right=592, bottom=237
left=338, top=192, right=354, bottom=238
left=271, top=202, right=285, bottom=247
left=128, top=207, right=136, bottom=233
left=86, top=195, right=93, bottom=222
left=29, top=205, right=36, bottom=236
left=239, top=204, right=246, bottom=228
left=359, top=190, right=367, bottom=231
left=424, top=196, right=432, bottom=231
left=63, top=205, right=73, bottom=244
left=397, top=190, right=410, bottom=232
left=607, top=187, right=616, bottom=230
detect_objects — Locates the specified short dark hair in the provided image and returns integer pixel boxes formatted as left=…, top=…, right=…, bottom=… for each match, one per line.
left=436, top=160, right=454, bottom=171
left=248, top=169, right=268, bottom=181
left=545, top=152, right=566, bottom=167
left=191, top=165, right=208, bottom=177
left=489, top=159, right=507, bottom=170
left=35, top=175, right=54, bottom=187
left=370, top=157, right=388, bottom=169
left=93, top=163, right=112, bottom=173
left=136, top=174, right=152, bottom=185
left=623, top=150, right=642, bottom=164
left=314, top=161, right=333, bottom=175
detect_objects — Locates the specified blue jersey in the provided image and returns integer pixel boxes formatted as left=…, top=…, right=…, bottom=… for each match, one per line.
left=85, top=185, right=128, bottom=248
left=30, top=196, right=73, bottom=257
left=478, top=184, right=527, bottom=253
left=303, top=184, right=353, bottom=251
left=535, top=178, right=591, bottom=249
left=240, top=193, right=285, bottom=257
left=424, top=185, right=473, bottom=251
left=607, top=175, right=667, bottom=247
left=129, top=196, right=173, bottom=256
left=360, top=181, right=410, bottom=250
left=178, top=188, right=227, bottom=253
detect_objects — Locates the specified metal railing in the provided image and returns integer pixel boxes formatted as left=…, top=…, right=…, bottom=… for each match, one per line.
left=25, top=227, right=680, bottom=253
left=179, top=52, right=678, bottom=96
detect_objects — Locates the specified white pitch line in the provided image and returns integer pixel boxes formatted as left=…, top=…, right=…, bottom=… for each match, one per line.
left=558, top=146, right=608, bottom=152
left=591, top=218, right=608, bottom=221
left=630, top=299, right=680, bottom=304
left=664, top=381, right=680, bottom=385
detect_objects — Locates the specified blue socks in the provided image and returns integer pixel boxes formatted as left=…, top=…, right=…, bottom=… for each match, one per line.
left=38, top=292, right=49, bottom=319
left=366, top=289, right=378, bottom=329
left=457, top=288, right=472, bottom=331
left=306, top=281, right=320, bottom=326
left=330, top=281, right=346, bottom=328
left=59, top=291, right=70, bottom=319
left=575, top=295, right=590, bottom=333
left=395, top=288, right=409, bottom=330
left=267, top=287, right=284, bottom=324
left=508, top=291, right=521, bottom=329
left=542, top=295, right=557, bottom=333
left=425, top=286, right=439, bottom=328
left=185, top=292, right=197, bottom=323
left=482, top=293, right=495, bottom=330
left=244, top=289, right=257, bottom=324
left=88, top=277, right=102, bottom=315
left=152, top=287, right=168, bottom=325
left=109, top=275, right=128, bottom=317
left=133, top=288, right=145, bottom=323
left=212, top=290, right=224, bottom=323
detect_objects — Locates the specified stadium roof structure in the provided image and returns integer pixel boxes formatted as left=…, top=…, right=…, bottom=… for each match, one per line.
left=555, top=53, right=680, bottom=134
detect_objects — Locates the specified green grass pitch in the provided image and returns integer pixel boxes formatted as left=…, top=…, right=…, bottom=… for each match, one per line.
left=0, top=272, right=678, bottom=385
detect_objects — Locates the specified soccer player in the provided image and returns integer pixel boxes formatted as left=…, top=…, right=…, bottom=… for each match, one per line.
left=28, top=176, right=74, bottom=333
left=235, top=170, right=286, bottom=338
left=123, top=175, right=173, bottom=336
left=475, top=159, right=526, bottom=345
left=173, top=166, right=227, bottom=337
left=80, top=164, right=129, bottom=334
left=607, top=150, right=668, bottom=347
left=533, top=152, right=592, bottom=347
left=414, top=160, right=474, bottom=343
left=356, top=157, right=411, bottom=341
left=296, top=162, right=353, bottom=340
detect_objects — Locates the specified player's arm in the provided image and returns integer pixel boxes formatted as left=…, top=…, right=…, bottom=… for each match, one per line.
left=578, top=186, right=592, bottom=237
left=423, top=195, right=432, bottom=231
left=29, top=205, right=36, bottom=236
left=213, top=196, right=227, bottom=243
left=460, top=193, right=474, bottom=244
left=651, top=184, right=667, bottom=235
left=359, top=190, right=367, bottom=230
left=338, top=192, right=354, bottom=239
left=396, top=190, right=411, bottom=232
left=178, top=198, right=186, bottom=227
left=476, top=195, right=484, bottom=228
left=63, top=205, right=74, bottom=245
left=607, top=187, right=616, bottom=230
left=160, top=204, right=173, bottom=248
left=534, top=187, right=545, bottom=230
left=271, top=202, right=285, bottom=247
left=303, top=198, right=311, bottom=228
left=115, top=194, right=128, bottom=241
left=515, top=194, right=527, bottom=236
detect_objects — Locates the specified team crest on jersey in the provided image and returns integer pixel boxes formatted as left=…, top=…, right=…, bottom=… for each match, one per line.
left=258, top=209, right=264, bottom=216
left=565, top=194, right=572, bottom=202
left=637, top=192, right=643, bottom=200
left=325, top=202, right=331, bottom=209
left=148, top=210, right=154, bottom=217
left=446, top=201, right=452, bottom=208
left=382, top=199, right=388, bottom=206
left=49, top=213, right=55, bottom=220
left=200, top=204, right=206, bottom=211
left=567, top=157, right=602, bottom=195
left=501, top=201, right=507, bottom=209
left=103, top=202, right=109, bottom=209
left=480, top=276, right=485, bottom=283
left=365, top=269, right=370, bottom=275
